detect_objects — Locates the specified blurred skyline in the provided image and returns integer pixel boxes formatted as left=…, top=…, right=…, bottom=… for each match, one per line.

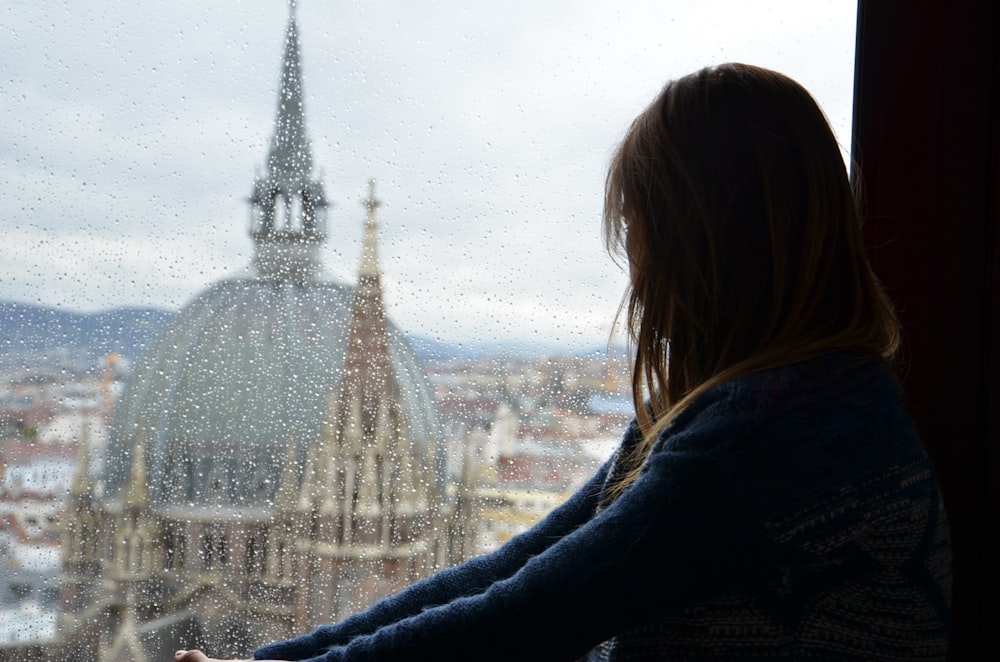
left=1, top=1, right=857, bottom=351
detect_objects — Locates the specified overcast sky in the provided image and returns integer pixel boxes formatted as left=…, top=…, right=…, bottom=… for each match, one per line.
left=1, top=1, right=856, bottom=351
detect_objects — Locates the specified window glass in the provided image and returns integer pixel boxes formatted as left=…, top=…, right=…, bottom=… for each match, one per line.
left=0, top=0, right=856, bottom=655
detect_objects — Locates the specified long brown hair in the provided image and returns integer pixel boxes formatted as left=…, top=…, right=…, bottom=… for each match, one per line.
left=603, top=63, right=899, bottom=499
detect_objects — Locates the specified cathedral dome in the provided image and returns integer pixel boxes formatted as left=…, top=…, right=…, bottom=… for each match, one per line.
left=103, top=273, right=440, bottom=515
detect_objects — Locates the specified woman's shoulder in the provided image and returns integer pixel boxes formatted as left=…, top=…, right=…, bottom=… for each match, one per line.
left=641, top=353, right=938, bottom=543
left=658, top=352, right=919, bottom=469
left=677, top=352, right=900, bottom=427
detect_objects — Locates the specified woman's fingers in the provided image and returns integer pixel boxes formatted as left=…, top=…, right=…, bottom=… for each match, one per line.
left=173, top=651, right=255, bottom=662
left=174, top=651, right=215, bottom=662
left=173, top=651, right=279, bottom=662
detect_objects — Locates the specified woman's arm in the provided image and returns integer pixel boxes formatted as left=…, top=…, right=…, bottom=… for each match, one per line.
left=253, top=446, right=620, bottom=661
left=259, top=421, right=763, bottom=662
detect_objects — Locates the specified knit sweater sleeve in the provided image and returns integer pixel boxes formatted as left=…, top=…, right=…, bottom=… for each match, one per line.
left=255, top=411, right=763, bottom=662
left=253, top=450, right=616, bottom=661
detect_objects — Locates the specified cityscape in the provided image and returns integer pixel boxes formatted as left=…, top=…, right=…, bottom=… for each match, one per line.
left=0, top=9, right=632, bottom=660
left=0, top=299, right=632, bottom=656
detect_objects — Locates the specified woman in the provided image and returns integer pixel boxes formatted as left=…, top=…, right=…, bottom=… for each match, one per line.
left=176, top=63, right=952, bottom=662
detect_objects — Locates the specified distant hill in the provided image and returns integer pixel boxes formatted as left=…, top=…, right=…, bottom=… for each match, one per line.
left=0, top=301, right=176, bottom=371
left=0, top=300, right=612, bottom=372
left=404, top=335, right=581, bottom=363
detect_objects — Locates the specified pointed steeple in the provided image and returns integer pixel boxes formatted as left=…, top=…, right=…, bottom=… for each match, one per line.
left=70, top=416, right=95, bottom=497
left=249, top=4, right=329, bottom=281
left=113, top=429, right=158, bottom=581
left=61, top=415, right=102, bottom=580
left=123, top=431, right=150, bottom=509
left=267, top=7, right=312, bottom=187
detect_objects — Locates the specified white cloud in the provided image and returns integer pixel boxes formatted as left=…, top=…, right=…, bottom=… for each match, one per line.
left=1, top=0, right=857, bottom=349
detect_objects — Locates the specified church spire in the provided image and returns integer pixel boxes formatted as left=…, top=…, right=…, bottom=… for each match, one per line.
left=266, top=8, right=312, bottom=188
left=347, top=179, right=390, bottom=355
left=248, top=4, right=329, bottom=281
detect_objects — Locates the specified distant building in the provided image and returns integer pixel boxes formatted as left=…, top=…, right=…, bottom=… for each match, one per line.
left=0, top=437, right=69, bottom=651
left=54, top=10, right=446, bottom=661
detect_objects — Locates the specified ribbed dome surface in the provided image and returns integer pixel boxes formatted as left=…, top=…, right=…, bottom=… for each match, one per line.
left=104, top=275, right=440, bottom=513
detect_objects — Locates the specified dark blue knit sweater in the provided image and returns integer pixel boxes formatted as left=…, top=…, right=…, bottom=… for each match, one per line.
left=254, top=353, right=952, bottom=661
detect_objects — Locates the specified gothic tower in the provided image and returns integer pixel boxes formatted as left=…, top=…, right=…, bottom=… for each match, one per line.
left=248, top=6, right=328, bottom=282
left=291, top=181, right=439, bottom=628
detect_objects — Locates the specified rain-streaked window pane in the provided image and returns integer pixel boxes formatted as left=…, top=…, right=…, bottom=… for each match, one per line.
left=0, top=1, right=856, bottom=658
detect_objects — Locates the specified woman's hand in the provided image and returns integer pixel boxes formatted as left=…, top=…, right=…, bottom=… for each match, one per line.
left=174, top=649, right=288, bottom=662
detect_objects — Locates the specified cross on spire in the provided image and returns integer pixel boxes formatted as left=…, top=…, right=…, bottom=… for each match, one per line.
left=364, top=179, right=381, bottom=214
left=359, top=179, right=382, bottom=280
